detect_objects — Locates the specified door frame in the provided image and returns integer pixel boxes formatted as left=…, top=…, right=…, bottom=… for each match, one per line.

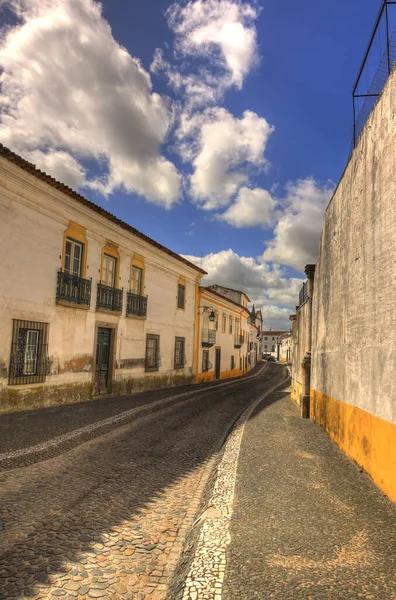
left=215, top=346, right=221, bottom=380
left=92, top=321, right=117, bottom=395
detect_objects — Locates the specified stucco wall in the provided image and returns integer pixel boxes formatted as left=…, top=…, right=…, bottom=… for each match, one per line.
left=291, top=300, right=311, bottom=409
left=311, top=67, right=396, bottom=501
left=0, top=158, right=200, bottom=413
left=195, top=291, right=250, bottom=383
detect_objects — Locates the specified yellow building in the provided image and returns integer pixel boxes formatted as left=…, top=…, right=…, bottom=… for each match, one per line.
left=194, top=286, right=251, bottom=383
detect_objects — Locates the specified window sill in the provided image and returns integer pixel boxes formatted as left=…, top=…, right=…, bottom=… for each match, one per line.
left=96, top=307, right=122, bottom=316
left=56, top=299, right=90, bottom=310
left=126, top=313, right=147, bottom=320
left=145, top=366, right=159, bottom=372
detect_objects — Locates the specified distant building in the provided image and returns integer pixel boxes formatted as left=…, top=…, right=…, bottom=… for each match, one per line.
left=195, top=286, right=251, bottom=382
left=278, top=332, right=291, bottom=362
left=261, top=330, right=288, bottom=358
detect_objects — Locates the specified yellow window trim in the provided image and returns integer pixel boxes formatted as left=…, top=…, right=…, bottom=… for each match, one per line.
left=101, top=240, right=120, bottom=288
left=131, top=253, right=145, bottom=293
left=62, top=221, right=88, bottom=278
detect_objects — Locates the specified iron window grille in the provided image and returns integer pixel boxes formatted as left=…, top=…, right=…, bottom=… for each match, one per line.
left=56, top=271, right=92, bottom=307
left=201, top=329, right=216, bottom=347
left=96, top=282, right=123, bottom=313
left=145, top=334, right=160, bottom=371
left=202, top=350, right=210, bottom=372
left=8, top=319, right=49, bottom=385
left=126, top=292, right=147, bottom=318
left=174, top=337, right=186, bottom=369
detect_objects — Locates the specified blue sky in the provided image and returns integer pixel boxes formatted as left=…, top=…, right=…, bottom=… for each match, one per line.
left=0, top=0, right=382, bottom=327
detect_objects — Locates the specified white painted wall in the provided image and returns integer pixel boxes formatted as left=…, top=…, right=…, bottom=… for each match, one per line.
left=0, top=157, right=201, bottom=410
left=311, top=67, right=396, bottom=425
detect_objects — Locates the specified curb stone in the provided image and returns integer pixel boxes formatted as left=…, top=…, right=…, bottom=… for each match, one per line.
left=0, top=363, right=269, bottom=471
left=170, top=373, right=290, bottom=600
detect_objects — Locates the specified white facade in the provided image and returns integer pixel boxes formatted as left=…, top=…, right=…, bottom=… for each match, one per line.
left=0, top=150, right=204, bottom=413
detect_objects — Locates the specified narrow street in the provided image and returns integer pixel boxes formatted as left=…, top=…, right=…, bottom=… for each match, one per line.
left=0, top=364, right=285, bottom=600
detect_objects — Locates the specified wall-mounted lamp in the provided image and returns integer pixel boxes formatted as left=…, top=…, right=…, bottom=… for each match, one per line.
left=198, top=306, right=216, bottom=322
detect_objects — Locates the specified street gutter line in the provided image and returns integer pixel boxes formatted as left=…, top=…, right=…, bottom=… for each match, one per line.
left=0, top=362, right=269, bottom=470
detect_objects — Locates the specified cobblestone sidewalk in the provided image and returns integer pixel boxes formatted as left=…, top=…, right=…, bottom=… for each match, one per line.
left=223, top=388, right=396, bottom=599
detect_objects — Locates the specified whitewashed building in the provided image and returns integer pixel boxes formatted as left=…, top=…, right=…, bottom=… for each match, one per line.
left=195, top=286, right=252, bottom=382
left=0, top=145, right=206, bottom=413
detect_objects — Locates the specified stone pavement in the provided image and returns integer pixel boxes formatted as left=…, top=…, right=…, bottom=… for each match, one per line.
left=0, top=364, right=285, bottom=600
left=221, top=386, right=396, bottom=599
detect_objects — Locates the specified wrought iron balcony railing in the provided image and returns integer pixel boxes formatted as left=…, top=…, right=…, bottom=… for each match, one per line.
left=201, top=329, right=216, bottom=347
left=234, top=334, right=244, bottom=348
left=126, top=292, right=148, bottom=318
left=56, top=271, right=92, bottom=307
left=96, top=282, right=123, bottom=313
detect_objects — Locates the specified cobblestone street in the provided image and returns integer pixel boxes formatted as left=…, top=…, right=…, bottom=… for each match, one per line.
left=0, top=365, right=284, bottom=600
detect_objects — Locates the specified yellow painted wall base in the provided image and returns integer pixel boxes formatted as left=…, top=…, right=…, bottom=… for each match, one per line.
left=291, top=378, right=303, bottom=407
left=311, top=389, right=396, bottom=503
left=195, top=368, right=244, bottom=385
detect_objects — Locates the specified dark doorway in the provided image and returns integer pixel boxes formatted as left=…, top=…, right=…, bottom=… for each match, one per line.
left=95, top=327, right=112, bottom=395
left=215, top=348, right=221, bottom=380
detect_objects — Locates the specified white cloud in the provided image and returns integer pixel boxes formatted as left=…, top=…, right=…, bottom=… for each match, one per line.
left=182, top=248, right=304, bottom=329
left=262, top=178, right=334, bottom=271
left=176, top=107, right=274, bottom=209
left=219, top=186, right=276, bottom=227
left=158, top=0, right=259, bottom=106
left=0, top=0, right=181, bottom=207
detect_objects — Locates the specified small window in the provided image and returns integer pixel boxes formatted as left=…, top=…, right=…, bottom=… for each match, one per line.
left=264, top=336, right=267, bottom=341
left=240, top=357, right=242, bottom=371
left=215, top=313, right=219, bottom=331
left=145, top=334, right=160, bottom=371
left=131, top=266, right=143, bottom=295
left=272, top=345, right=275, bottom=352
left=103, top=254, right=117, bottom=287
left=231, top=355, right=235, bottom=370
left=174, top=337, right=185, bottom=369
left=229, top=317, right=233, bottom=334
left=65, top=238, right=83, bottom=277
left=177, top=284, right=185, bottom=309
left=202, top=350, right=210, bottom=372
left=9, top=320, right=49, bottom=385
left=264, top=344, right=267, bottom=349
left=222, top=314, right=227, bottom=333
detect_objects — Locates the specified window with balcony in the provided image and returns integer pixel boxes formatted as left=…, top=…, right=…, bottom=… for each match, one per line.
left=127, top=262, right=147, bottom=318
left=57, top=223, right=91, bottom=307
left=8, top=320, right=49, bottom=385
left=174, top=337, right=185, bottom=369
left=97, top=243, right=122, bottom=313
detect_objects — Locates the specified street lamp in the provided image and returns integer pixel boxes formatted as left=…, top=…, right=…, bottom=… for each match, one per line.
left=198, top=306, right=216, bottom=322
